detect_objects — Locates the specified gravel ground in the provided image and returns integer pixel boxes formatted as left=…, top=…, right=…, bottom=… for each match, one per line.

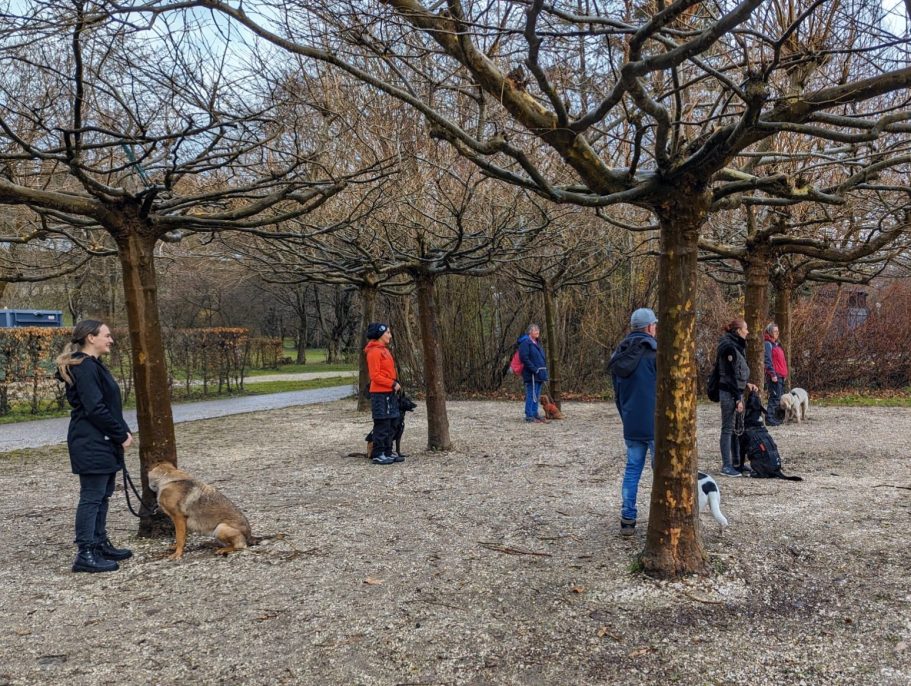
left=0, top=400, right=908, bottom=686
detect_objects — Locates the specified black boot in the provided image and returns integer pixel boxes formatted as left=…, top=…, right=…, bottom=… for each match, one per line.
left=72, top=546, right=119, bottom=573
left=96, top=537, right=133, bottom=561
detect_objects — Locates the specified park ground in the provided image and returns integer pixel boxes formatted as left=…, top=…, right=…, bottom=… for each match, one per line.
left=0, top=400, right=909, bottom=685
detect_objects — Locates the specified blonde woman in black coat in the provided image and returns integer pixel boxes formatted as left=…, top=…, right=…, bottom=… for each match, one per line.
left=56, top=320, right=134, bottom=573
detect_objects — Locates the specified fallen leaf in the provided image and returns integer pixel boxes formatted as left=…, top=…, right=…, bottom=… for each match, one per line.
left=364, top=576, right=384, bottom=585
left=597, top=626, right=621, bottom=641
left=628, top=646, right=652, bottom=658
left=571, top=585, right=585, bottom=594
left=14, top=628, right=31, bottom=636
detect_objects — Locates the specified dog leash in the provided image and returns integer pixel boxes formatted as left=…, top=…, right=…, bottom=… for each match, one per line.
left=122, top=463, right=159, bottom=518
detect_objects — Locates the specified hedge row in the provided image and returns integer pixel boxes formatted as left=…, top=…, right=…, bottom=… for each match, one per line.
left=0, top=327, right=266, bottom=416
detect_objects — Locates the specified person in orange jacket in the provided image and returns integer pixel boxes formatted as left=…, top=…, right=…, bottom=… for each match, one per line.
left=364, top=322, right=403, bottom=465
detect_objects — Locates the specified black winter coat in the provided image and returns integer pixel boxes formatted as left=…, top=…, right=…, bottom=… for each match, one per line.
left=61, top=353, right=131, bottom=475
left=715, top=332, right=750, bottom=396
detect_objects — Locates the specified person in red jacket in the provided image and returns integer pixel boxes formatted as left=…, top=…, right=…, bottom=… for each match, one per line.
left=763, top=323, right=789, bottom=426
left=364, top=322, right=403, bottom=465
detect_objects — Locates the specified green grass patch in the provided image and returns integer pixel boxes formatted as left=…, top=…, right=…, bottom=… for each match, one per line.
left=246, top=362, right=355, bottom=375
left=814, top=393, right=911, bottom=407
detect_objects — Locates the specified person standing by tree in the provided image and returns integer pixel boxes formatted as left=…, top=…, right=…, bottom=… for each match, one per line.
left=609, top=308, right=658, bottom=537
left=55, top=320, right=134, bottom=573
left=715, top=320, right=759, bottom=477
left=517, top=324, right=549, bottom=423
left=763, top=323, right=788, bottom=426
left=365, top=322, right=403, bottom=465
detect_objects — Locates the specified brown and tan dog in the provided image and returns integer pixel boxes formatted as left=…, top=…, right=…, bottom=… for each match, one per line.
left=539, top=394, right=564, bottom=420
left=147, top=462, right=252, bottom=560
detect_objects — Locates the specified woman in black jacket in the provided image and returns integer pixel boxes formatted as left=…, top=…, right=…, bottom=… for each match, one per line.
left=55, top=320, right=134, bottom=573
left=714, top=319, right=758, bottom=477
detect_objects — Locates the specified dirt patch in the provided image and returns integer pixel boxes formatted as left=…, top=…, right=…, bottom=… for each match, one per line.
left=0, top=401, right=909, bottom=685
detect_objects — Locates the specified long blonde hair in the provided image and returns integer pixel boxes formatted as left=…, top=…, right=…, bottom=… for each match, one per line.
left=56, top=319, right=104, bottom=385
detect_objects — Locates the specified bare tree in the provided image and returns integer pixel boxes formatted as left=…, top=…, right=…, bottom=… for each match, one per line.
left=701, top=195, right=911, bottom=383
left=169, top=0, right=911, bottom=575
left=0, top=3, right=387, bottom=534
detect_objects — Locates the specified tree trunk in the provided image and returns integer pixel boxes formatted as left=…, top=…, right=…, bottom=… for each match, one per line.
left=357, top=284, right=377, bottom=412
left=640, top=189, right=709, bottom=578
left=774, top=283, right=794, bottom=390
left=743, top=250, right=772, bottom=387
left=414, top=272, right=451, bottom=451
left=295, top=286, right=308, bottom=364
left=542, top=283, right=562, bottom=407
left=115, top=228, right=176, bottom=538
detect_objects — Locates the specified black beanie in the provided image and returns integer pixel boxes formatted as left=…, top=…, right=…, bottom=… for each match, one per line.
left=366, top=322, right=388, bottom=340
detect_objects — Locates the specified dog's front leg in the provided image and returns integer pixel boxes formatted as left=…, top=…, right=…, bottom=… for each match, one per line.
left=168, top=514, right=188, bottom=560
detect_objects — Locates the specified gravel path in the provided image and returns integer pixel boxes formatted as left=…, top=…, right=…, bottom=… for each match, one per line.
left=0, top=384, right=355, bottom=452
left=0, top=400, right=908, bottom=685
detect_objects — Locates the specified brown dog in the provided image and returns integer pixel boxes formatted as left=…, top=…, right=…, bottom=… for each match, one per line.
left=147, top=462, right=252, bottom=560
left=539, top=394, right=564, bottom=420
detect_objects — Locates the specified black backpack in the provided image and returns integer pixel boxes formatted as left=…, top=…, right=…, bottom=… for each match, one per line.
left=706, top=360, right=720, bottom=402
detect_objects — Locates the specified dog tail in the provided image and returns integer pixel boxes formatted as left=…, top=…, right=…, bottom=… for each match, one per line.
left=706, top=491, right=729, bottom=527
left=775, top=472, right=804, bottom=481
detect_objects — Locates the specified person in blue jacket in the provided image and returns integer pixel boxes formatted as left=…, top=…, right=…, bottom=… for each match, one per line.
left=608, top=308, right=658, bottom=537
left=55, top=320, right=134, bottom=573
left=517, top=323, right=549, bottom=423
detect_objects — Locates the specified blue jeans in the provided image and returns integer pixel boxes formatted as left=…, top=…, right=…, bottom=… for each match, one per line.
left=620, top=439, right=654, bottom=521
left=74, top=472, right=117, bottom=548
left=524, top=380, right=543, bottom=420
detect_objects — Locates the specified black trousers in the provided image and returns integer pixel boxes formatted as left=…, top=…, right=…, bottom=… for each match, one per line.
left=370, top=392, right=400, bottom=458
left=74, top=472, right=117, bottom=548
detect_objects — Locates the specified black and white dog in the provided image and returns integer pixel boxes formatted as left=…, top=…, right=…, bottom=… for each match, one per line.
left=698, top=472, right=729, bottom=528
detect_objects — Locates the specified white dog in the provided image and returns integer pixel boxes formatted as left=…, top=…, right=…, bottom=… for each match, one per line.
left=780, top=387, right=810, bottom=423
left=698, top=472, right=728, bottom=528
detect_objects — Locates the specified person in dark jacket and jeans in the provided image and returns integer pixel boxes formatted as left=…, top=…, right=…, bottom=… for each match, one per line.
left=517, top=324, right=549, bottom=423
left=55, top=320, right=134, bottom=573
left=763, top=323, right=788, bottom=426
left=609, top=308, right=657, bottom=537
left=364, top=322, right=403, bottom=465
left=714, top=319, right=759, bottom=477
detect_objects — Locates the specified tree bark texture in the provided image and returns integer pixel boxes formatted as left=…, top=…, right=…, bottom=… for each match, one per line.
left=743, top=250, right=772, bottom=387
left=357, top=285, right=377, bottom=412
left=414, top=272, right=451, bottom=451
left=542, top=284, right=562, bottom=407
left=115, top=227, right=177, bottom=538
left=641, top=188, right=709, bottom=578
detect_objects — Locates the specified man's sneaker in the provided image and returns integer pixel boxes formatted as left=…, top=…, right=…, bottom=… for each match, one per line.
left=371, top=454, right=395, bottom=465
left=389, top=452, right=405, bottom=463
left=720, top=466, right=742, bottom=477
left=620, top=519, right=636, bottom=537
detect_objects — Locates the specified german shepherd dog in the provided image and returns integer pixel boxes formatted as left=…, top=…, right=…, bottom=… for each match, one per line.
left=148, top=463, right=253, bottom=560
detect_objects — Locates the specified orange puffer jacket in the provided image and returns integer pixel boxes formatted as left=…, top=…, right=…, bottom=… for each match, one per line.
left=365, top=340, right=397, bottom=393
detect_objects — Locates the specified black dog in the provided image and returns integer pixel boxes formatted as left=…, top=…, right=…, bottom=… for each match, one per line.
left=739, top=391, right=802, bottom=481
left=363, top=392, right=417, bottom=458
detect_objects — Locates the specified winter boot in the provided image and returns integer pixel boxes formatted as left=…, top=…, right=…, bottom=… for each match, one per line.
left=96, top=537, right=133, bottom=561
left=72, top=546, right=119, bottom=573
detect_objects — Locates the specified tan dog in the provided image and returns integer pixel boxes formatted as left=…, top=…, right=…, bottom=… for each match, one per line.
left=147, top=462, right=252, bottom=560
left=539, top=394, right=564, bottom=420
